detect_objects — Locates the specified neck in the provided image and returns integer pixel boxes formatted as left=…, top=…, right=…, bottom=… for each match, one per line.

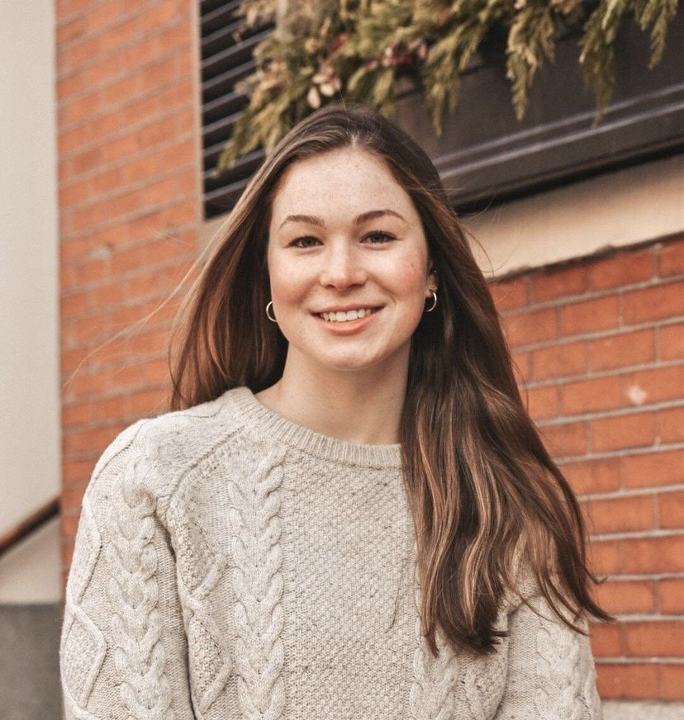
left=256, top=358, right=408, bottom=445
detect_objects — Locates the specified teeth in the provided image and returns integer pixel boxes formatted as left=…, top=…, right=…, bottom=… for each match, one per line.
left=321, top=308, right=375, bottom=322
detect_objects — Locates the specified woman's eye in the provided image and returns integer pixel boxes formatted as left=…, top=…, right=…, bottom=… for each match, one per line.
left=291, top=236, right=320, bottom=248
left=364, top=232, right=395, bottom=244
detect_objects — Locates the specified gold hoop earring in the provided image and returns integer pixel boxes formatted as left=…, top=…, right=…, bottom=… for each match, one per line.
left=266, top=301, right=277, bottom=323
left=425, top=289, right=437, bottom=313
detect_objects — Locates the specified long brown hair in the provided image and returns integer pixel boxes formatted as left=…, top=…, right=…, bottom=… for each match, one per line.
left=170, top=104, right=608, bottom=654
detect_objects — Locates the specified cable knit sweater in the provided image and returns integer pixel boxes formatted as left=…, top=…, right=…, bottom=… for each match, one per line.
left=60, top=386, right=602, bottom=720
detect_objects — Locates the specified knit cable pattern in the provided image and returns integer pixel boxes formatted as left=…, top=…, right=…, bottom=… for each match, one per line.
left=170, top=471, right=232, bottom=717
left=229, top=446, right=287, bottom=720
left=106, top=452, right=175, bottom=720
left=409, top=556, right=458, bottom=720
left=533, top=603, right=583, bottom=720
left=61, top=496, right=107, bottom=718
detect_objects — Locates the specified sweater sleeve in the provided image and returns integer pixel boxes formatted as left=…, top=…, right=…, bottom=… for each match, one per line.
left=494, top=594, right=603, bottom=720
left=60, top=423, right=197, bottom=720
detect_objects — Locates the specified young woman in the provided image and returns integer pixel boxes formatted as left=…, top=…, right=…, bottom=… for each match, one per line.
left=61, top=105, right=608, bottom=719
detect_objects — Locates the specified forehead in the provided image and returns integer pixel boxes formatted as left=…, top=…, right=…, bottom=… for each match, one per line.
left=270, top=148, right=417, bottom=222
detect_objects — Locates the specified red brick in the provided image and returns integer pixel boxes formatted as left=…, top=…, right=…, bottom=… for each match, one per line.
left=141, top=175, right=179, bottom=206
left=56, top=15, right=87, bottom=44
left=126, top=387, right=168, bottom=417
left=59, top=125, right=92, bottom=156
left=625, top=620, right=684, bottom=657
left=109, top=357, right=170, bottom=391
left=623, top=535, right=684, bottom=573
left=595, top=663, right=659, bottom=699
left=622, top=364, right=684, bottom=408
left=61, top=538, right=75, bottom=573
left=662, top=664, right=684, bottom=700
left=562, top=375, right=622, bottom=415
left=69, top=369, right=111, bottom=398
left=138, top=115, right=178, bottom=150
left=60, top=90, right=104, bottom=128
left=623, top=281, right=684, bottom=325
left=104, top=189, right=142, bottom=220
left=589, top=622, right=622, bottom=657
left=660, top=578, right=684, bottom=614
left=57, top=71, right=87, bottom=100
left=62, top=458, right=96, bottom=484
left=659, top=491, right=684, bottom=529
left=532, top=341, right=588, bottom=380
left=61, top=290, right=91, bottom=318
left=523, top=385, right=560, bottom=420
left=504, top=307, right=558, bottom=348
left=69, top=258, right=108, bottom=288
left=93, top=281, right=126, bottom=308
left=59, top=178, right=92, bottom=209
left=101, top=133, right=139, bottom=164
left=659, top=238, right=684, bottom=277
left=118, top=35, right=160, bottom=71
left=156, top=79, right=194, bottom=113
left=104, top=74, right=143, bottom=105
left=657, top=406, right=684, bottom=444
left=126, top=326, right=170, bottom=356
left=622, top=449, right=684, bottom=488
left=90, top=112, right=122, bottom=142
left=588, top=495, right=654, bottom=534
left=140, top=57, right=181, bottom=93
left=110, top=237, right=183, bottom=275
left=139, top=2, right=182, bottom=33
left=561, top=457, right=621, bottom=495
left=99, top=16, right=142, bottom=55
left=594, top=580, right=656, bottom=614
left=588, top=248, right=655, bottom=290
left=512, top=351, right=531, bottom=385
left=592, top=411, right=657, bottom=452
left=69, top=35, right=103, bottom=69
left=532, top=264, right=588, bottom=302
left=60, top=511, right=80, bottom=539
left=61, top=347, right=89, bottom=375
left=120, top=154, right=165, bottom=186
left=660, top=322, right=684, bottom=361
left=84, top=54, right=123, bottom=87
left=86, top=1, right=123, bottom=33
left=158, top=138, right=196, bottom=170
left=91, top=166, right=125, bottom=195
left=63, top=423, right=124, bottom=455
left=590, top=329, right=655, bottom=371
left=560, top=296, right=619, bottom=337
left=540, top=420, right=587, bottom=457
left=126, top=210, right=164, bottom=243
left=70, top=146, right=103, bottom=175
left=588, top=539, right=622, bottom=574
left=157, top=19, right=192, bottom=54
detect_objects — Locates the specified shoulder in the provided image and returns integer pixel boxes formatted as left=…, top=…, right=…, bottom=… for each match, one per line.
left=86, top=388, right=250, bottom=508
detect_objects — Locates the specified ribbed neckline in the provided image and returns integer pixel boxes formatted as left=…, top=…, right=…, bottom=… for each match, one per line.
left=224, top=386, right=403, bottom=469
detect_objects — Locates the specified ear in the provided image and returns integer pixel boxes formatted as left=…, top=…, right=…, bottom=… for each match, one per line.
left=425, top=268, right=438, bottom=297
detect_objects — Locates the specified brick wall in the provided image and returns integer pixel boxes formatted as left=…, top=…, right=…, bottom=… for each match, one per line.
left=492, top=237, right=684, bottom=702
left=56, top=0, right=200, bottom=576
left=55, top=0, right=684, bottom=704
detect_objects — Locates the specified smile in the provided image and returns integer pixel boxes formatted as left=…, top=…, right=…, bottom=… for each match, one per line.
left=318, top=308, right=379, bottom=323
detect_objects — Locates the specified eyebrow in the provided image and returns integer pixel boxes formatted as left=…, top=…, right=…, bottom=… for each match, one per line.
left=278, top=208, right=406, bottom=231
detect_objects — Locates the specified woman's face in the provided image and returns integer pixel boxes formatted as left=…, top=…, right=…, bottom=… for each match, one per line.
left=267, top=148, right=434, bottom=379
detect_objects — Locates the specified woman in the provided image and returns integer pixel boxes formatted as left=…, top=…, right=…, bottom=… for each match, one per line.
left=60, top=105, right=608, bottom=719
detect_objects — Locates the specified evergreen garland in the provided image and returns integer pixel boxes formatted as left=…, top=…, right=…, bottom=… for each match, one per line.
left=217, top=0, right=678, bottom=171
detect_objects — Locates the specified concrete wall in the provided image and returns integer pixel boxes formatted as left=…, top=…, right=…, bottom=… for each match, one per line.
left=0, top=0, right=61, bottom=581
left=0, top=2, right=62, bottom=717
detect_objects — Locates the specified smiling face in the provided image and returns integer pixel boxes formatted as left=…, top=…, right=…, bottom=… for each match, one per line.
left=267, top=148, right=435, bottom=382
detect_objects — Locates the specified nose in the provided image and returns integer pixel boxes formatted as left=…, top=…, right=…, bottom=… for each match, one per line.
left=319, top=242, right=367, bottom=290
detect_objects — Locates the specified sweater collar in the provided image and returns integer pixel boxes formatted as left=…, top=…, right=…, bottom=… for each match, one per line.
left=223, top=386, right=403, bottom=469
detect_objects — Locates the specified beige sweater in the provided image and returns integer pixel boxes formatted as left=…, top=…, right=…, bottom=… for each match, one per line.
left=60, top=386, right=602, bottom=719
